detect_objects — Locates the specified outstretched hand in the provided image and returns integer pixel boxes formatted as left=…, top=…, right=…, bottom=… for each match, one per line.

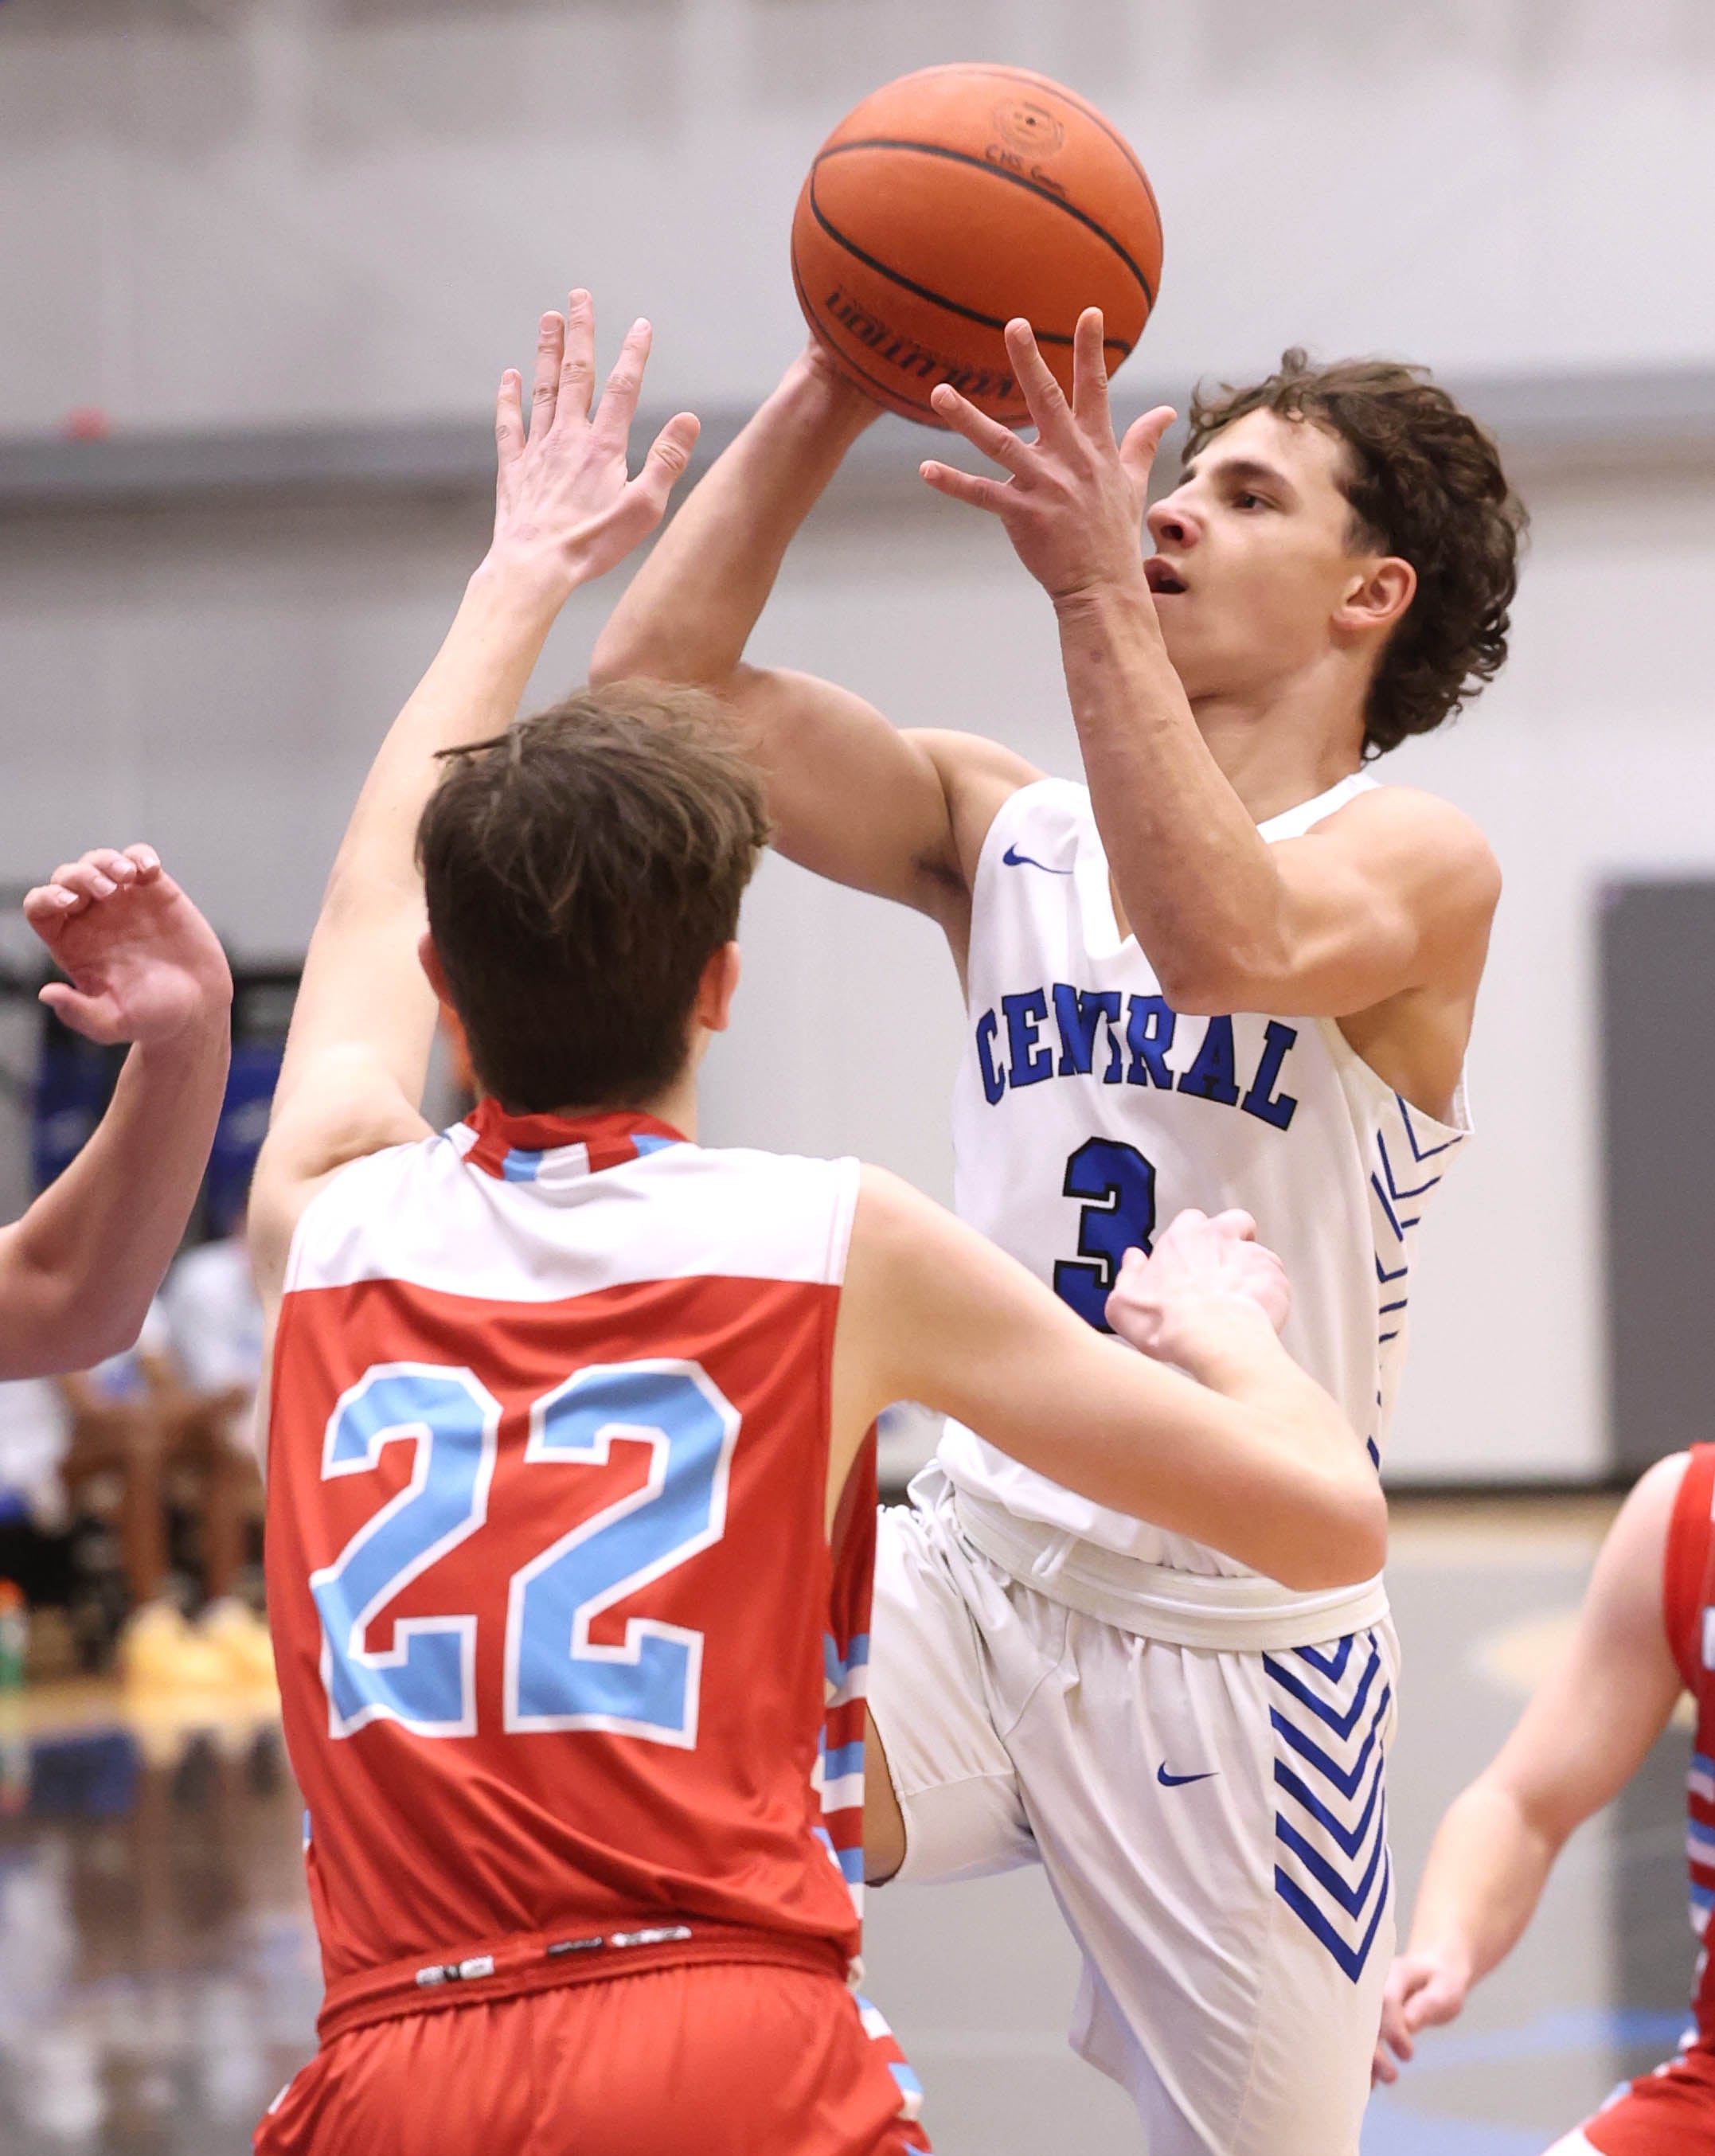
left=24, top=846, right=232, bottom=1049
left=1104, top=1207, right=1291, bottom=1366
left=487, top=290, right=701, bottom=595
left=920, top=308, right=1175, bottom=607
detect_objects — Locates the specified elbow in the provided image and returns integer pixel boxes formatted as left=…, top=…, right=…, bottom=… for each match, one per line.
left=1150, top=934, right=1278, bottom=1018
left=12, top=1289, right=144, bottom=1381
left=1279, top=1475, right=1389, bottom=1593
left=587, top=625, right=646, bottom=689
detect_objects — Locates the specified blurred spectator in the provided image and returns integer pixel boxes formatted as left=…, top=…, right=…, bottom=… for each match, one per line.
left=58, top=1302, right=271, bottom=1689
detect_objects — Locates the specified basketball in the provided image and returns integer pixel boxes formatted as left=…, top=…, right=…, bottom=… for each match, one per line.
left=791, top=64, right=1163, bottom=428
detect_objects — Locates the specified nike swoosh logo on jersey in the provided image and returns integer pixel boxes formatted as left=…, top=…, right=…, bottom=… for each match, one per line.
left=1157, top=1763, right=1218, bottom=1788
left=1002, top=844, right=1074, bottom=874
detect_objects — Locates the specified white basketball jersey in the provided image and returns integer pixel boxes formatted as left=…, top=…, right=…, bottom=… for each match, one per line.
left=939, top=775, right=1469, bottom=1575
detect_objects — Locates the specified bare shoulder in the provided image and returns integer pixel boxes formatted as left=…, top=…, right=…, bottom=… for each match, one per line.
left=1600, top=1451, right=1693, bottom=1584
left=904, top=729, right=1042, bottom=885
left=1569, top=1451, right=1694, bottom=1648
left=1318, top=784, right=1502, bottom=911
left=249, top=1046, right=431, bottom=1299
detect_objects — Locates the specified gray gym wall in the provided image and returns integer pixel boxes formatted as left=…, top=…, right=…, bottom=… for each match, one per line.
left=6, top=0, right=1715, bottom=1482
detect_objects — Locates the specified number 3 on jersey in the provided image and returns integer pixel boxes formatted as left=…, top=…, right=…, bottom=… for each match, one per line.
left=311, top=1358, right=737, bottom=1748
left=1053, top=1137, right=1158, bottom=1330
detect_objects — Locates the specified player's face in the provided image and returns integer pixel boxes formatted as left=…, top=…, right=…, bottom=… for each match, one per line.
left=1143, top=408, right=1375, bottom=703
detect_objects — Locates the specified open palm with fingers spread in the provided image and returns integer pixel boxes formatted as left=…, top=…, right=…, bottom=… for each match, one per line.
left=919, top=307, right=1176, bottom=609
left=23, top=846, right=232, bottom=1048
left=488, top=290, right=701, bottom=596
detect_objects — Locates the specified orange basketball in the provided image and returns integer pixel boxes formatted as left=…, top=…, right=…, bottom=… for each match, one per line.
left=791, top=64, right=1163, bottom=428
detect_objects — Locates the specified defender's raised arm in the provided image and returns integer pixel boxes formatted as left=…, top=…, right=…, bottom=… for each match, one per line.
left=252, top=296, right=698, bottom=1291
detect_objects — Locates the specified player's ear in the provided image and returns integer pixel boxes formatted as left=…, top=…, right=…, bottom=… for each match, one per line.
left=417, top=930, right=451, bottom=1005
left=694, top=941, right=741, bottom=1036
left=1336, top=554, right=1416, bottom=640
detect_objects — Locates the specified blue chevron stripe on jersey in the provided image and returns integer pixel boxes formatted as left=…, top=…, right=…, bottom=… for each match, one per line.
left=1276, top=1752, right=1385, bottom=1860
left=1264, top=1642, right=1381, bottom=1739
left=1276, top=1853, right=1393, bottom=1986
left=1271, top=1627, right=1395, bottom=1983
left=1270, top=1685, right=1391, bottom=1802
left=1295, top=1635, right=1356, bottom=1683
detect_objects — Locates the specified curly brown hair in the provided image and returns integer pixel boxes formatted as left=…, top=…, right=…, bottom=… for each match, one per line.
left=1185, top=351, right=1527, bottom=759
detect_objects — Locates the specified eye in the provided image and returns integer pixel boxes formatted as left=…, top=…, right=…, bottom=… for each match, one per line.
left=1233, top=490, right=1268, bottom=511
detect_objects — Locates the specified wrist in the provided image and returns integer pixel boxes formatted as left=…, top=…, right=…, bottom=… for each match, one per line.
left=783, top=344, right=885, bottom=445
left=131, top=998, right=232, bottom=1068
left=1160, top=1298, right=1282, bottom=1385
left=1050, top=564, right=1158, bottom=623
left=467, top=547, right=581, bottom=617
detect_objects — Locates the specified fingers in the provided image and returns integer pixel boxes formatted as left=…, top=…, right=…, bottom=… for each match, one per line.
left=1003, top=317, right=1076, bottom=444
left=529, top=311, right=565, bottom=438
left=927, top=382, right=1033, bottom=475
left=495, top=367, right=525, bottom=469
left=557, top=287, right=596, bottom=428
left=1208, top=1208, right=1259, bottom=1242
left=589, top=317, right=654, bottom=456
left=1070, top=307, right=1113, bottom=432
left=21, top=883, right=82, bottom=930
left=1119, top=405, right=1178, bottom=490
left=918, top=460, right=1014, bottom=515
left=49, top=857, right=120, bottom=904
left=37, top=981, right=121, bottom=1045
left=623, top=410, right=702, bottom=528
left=120, top=843, right=162, bottom=881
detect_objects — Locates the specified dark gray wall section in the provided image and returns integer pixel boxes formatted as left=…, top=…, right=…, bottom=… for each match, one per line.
left=1603, top=879, right=1715, bottom=1474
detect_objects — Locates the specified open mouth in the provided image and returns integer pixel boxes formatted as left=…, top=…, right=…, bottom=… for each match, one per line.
left=1144, top=557, right=1187, bottom=596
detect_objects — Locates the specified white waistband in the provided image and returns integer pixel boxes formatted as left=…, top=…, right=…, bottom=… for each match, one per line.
left=950, top=1486, right=1390, bottom=1651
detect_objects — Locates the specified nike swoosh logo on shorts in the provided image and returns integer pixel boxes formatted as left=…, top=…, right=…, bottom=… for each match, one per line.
left=1157, top=1763, right=1217, bottom=1788
left=1001, top=844, right=1074, bottom=874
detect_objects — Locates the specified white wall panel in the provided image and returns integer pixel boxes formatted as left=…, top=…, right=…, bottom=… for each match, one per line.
left=4, top=0, right=1715, bottom=434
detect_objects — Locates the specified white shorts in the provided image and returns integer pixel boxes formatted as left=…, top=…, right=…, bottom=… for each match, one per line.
left=868, top=1470, right=1400, bottom=2156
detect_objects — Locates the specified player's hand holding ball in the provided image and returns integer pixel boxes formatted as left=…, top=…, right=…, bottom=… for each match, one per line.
left=1105, top=1209, right=1291, bottom=1373
left=24, top=846, right=232, bottom=1049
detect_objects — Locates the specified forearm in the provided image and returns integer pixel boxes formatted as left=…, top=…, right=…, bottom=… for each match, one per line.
left=280, top=562, right=563, bottom=1103
left=0, top=1020, right=229, bottom=1375
left=1404, top=1779, right=1560, bottom=1990
left=593, top=353, right=877, bottom=686
left=1053, top=578, right=1288, bottom=999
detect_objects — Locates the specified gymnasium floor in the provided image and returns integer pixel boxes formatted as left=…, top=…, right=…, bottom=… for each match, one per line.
left=0, top=1496, right=1689, bottom=2154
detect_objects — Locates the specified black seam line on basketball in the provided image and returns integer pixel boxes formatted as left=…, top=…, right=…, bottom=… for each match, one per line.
left=791, top=257, right=1018, bottom=421
left=916, top=62, right=1161, bottom=211
left=815, top=139, right=1156, bottom=310
left=807, top=182, right=1135, bottom=358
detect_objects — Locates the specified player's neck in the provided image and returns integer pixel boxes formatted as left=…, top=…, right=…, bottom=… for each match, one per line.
left=539, top=1068, right=701, bottom=1143
left=1186, top=678, right=1367, bottom=826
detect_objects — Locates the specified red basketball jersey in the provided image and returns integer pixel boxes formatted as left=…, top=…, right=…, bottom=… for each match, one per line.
left=264, top=1102, right=872, bottom=2033
left=1662, top=1443, right=1715, bottom=2040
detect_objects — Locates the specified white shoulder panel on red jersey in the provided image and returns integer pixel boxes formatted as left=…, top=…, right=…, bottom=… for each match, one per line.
left=285, top=1135, right=861, bottom=1303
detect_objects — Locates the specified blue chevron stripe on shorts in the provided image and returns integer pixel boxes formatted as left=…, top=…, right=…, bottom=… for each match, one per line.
left=1265, top=1627, right=1393, bottom=1982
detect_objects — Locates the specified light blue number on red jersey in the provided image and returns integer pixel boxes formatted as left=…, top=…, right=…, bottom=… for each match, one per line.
left=504, top=1361, right=739, bottom=1745
left=311, top=1363, right=502, bottom=1739
left=311, top=1357, right=737, bottom=1747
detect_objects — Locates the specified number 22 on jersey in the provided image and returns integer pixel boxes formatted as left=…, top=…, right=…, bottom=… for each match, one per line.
left=310, top=1357, right=739, bottom=1749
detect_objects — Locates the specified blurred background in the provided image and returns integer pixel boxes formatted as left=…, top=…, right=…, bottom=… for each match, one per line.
left=2, top=2, right=1715, bottom=2150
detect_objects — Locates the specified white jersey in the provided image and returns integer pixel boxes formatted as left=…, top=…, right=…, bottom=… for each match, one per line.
left=939, top=774, right=1468, bottom=1578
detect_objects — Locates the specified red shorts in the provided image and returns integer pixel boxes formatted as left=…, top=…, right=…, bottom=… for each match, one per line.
left=1577, top=2043, right=1715, bottom=2153
left=255, top=1959, right=931, bottom=2156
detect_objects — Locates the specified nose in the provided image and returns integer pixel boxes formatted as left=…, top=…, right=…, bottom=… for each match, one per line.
left=1147, top=493, right=1200, bottom=551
